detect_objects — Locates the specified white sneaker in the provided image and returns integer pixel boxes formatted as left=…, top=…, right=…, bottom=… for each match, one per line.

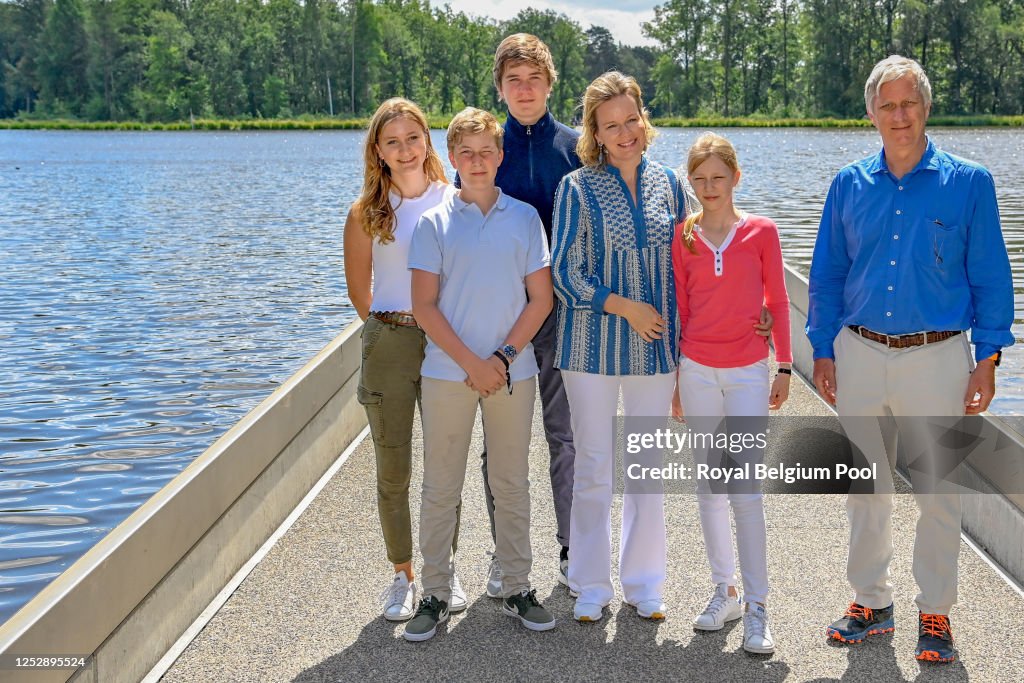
left=573, top=601, right=603, bottom=622
left=381, top=572, right=416, bottom=621
left=632, top=599, right=667, bottom=620
left=693, top=583, right=742, bottom=631
left=743, top=602, right=775, bottom=654
left=449, top=573, right=467, bottom=613
left=486, top=552, right=502, bottom=598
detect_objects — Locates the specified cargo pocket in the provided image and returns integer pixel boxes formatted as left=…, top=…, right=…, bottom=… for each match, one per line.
left=357, top=385, right=385, bottom=443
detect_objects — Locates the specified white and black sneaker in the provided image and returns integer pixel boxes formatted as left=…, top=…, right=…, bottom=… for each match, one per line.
left=403, top=596, right=449, bottom=642
left=502, top=588, right=556, bottom=632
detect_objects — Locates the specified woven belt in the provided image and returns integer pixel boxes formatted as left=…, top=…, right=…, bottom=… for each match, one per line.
left=370, top=311, right=419, bottom=327
left=849, top=325, right=960, bottom=349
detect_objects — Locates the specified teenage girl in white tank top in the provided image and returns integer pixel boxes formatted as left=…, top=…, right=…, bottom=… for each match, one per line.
left=343, top=99, right=461, bottom=622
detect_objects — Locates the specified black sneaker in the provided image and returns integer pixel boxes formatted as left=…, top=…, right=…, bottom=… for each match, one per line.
left=915, top=612, right=957, bottom=663
left=826, top=602, right=894, bottom=643
left=502, top=588, right=556, bottom=631
left=403, top=596, right=449, bottom=642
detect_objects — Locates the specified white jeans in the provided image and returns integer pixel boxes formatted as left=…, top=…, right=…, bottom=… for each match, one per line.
left=677, top=357, right=770, bottom=605
left=562, top=371, right=675, bottom=606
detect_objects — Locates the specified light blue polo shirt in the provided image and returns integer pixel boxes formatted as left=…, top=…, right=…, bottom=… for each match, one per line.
left=409, top=188, right=550, bottom=382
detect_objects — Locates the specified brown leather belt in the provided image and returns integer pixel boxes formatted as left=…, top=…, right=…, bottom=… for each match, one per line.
left=370, top=311, right=419, bottom=327
left=848, top=325, right=960, bottom=349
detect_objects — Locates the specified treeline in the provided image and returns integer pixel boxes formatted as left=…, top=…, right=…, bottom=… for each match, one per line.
left=1, top=0, right=1022, bottom=123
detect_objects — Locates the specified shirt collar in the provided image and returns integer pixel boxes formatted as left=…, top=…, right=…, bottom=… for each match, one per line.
left=452, top=186, right=509, bottom=213
left=505, top=110, right=553, bottom=136
left=869, top=136, right=939, bottom=175
left=605, top=154, right=648, bottom=178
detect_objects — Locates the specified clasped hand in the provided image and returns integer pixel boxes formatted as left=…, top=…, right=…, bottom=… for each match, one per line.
left=464, top=355, right=507, bottom=397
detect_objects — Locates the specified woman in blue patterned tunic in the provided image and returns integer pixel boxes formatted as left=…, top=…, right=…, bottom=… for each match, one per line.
left=551, top=71, right=691, bottom=623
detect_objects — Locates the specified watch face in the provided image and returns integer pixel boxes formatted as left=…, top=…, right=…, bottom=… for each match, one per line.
left=502, top=344, right=518, bottom=360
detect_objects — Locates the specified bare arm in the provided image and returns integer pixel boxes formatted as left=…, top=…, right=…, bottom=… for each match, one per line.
left=410, top=269, right=505, bottom=395
left=342, top=205, right=372, bottom=321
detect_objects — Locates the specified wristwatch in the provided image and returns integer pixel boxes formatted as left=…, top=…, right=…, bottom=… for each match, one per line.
left=499, top=344, right=518, bottom=363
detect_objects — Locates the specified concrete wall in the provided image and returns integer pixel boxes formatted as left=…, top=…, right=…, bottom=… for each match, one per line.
left=0, top=322, right=367, bottom=683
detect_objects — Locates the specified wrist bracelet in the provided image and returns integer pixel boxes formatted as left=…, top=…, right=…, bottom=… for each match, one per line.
left=777, top=367, right=792, bottom=375
left=492, top=350, right=510, bottom=370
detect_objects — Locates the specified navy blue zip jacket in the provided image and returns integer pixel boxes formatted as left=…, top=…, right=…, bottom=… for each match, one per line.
left=457, top=110, right=581, bottom=242
left=496, top=110, right=581, bottom=242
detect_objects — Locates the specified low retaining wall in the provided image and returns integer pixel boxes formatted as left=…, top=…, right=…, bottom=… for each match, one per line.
left=0, top=322, right=367, bottom=683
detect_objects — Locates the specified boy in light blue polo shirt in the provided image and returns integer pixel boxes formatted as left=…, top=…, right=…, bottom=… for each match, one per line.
left=404, top=107, right=555, bottom=642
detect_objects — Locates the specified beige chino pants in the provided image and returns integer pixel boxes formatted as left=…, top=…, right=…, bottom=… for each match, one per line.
left=835, top=327, right=974, bottom=615
left=419, top=376, right=536, bottom=602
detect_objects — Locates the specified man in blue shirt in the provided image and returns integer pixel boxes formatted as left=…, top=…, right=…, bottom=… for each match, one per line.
left=807, top=55, right=1013, bottom=663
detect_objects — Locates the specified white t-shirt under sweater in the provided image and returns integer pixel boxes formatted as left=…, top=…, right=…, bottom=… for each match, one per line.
left=370, top=180, right=449, bottom=313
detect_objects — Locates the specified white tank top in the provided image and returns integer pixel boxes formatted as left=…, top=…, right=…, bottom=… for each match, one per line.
left=370, top=181, right=449, bottom=313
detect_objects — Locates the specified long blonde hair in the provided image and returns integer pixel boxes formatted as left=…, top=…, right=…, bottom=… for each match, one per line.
left=680, top=132, right=740, bottom=254
left=357, top=98, right=448, bottom=244
left=576, top=71, right=657, bottom=167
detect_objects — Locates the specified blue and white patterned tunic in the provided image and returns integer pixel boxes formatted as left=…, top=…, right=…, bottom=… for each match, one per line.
left=551, top=156, right=692, bottom=375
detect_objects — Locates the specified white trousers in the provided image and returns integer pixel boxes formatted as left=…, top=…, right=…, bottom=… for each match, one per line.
left=835, top=327, right=971, bottom=614
left=562, top=371, right=676, bottom=606
left=677, top=357, right=770, bottom=604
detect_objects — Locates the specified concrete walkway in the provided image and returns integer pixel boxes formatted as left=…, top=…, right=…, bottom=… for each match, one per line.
left=160, top=368, right=1024, bottom=682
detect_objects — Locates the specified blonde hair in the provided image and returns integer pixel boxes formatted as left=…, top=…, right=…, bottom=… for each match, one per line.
left=864, top=55, right=932, bottom=113
left=446, top=107, right=504, bottom=152
left=680, top=132, right=740, bottom=254
left=576, top=71, right=657, bottom=167
left=493, top=33, right=558, bottom=92
left=357, top=98, right=447, bottom=245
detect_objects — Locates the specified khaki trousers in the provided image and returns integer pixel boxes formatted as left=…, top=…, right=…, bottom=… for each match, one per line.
left=835, top=327, right=973, bottom=615
left=419, top=376, right=536, bottom=601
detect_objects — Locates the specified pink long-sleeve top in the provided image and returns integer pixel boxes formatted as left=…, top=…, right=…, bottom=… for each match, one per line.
left=671, top=213, right=792, bottom=368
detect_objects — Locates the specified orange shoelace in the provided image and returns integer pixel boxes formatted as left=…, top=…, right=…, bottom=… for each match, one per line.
left=920, top=613, right=952, bottom=638
left=844, top=603, right=873, bottom=621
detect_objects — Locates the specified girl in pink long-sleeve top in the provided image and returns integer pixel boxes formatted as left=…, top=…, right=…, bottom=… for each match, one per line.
left=671, top=132, right=791, bottom=655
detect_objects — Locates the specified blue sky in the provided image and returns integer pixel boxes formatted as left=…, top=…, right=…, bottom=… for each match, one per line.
left=442, top=0, right=658, bottom=47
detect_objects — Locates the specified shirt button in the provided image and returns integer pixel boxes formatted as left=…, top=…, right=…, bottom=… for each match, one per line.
left=894, top=235, right=899, bottom=240
left=888, top=286, right=894, bottom=291
left=890, top=260, right=896, bottom=265
left=895, top=209, right=902, bottom=215
left=898, top=186, right=904, bottom=191
left=886, top=312, right=892, bottom=317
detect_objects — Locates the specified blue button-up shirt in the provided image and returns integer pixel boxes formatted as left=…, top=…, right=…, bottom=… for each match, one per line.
left=807, top=138, right=1014, bottom=361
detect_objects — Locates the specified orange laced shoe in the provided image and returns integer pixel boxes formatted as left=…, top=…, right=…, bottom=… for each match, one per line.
left=825, top=602, right=895, bottom=643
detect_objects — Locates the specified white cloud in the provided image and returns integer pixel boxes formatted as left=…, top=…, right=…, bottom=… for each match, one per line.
left=438, top=0, right=658, bottom=47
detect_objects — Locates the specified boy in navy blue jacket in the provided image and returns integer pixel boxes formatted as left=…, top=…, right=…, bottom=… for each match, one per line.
left=474, top=34, right=581, bottom=595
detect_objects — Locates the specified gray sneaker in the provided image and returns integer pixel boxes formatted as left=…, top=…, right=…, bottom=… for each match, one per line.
left=486, top=552, right=502, bottom=598
left=403, top=596, right=449, bottom=642
left=502, top=589, right=556, bottom=632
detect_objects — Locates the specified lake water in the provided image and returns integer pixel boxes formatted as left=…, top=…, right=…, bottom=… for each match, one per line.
left=1, top=127, right=1021, bottom=623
